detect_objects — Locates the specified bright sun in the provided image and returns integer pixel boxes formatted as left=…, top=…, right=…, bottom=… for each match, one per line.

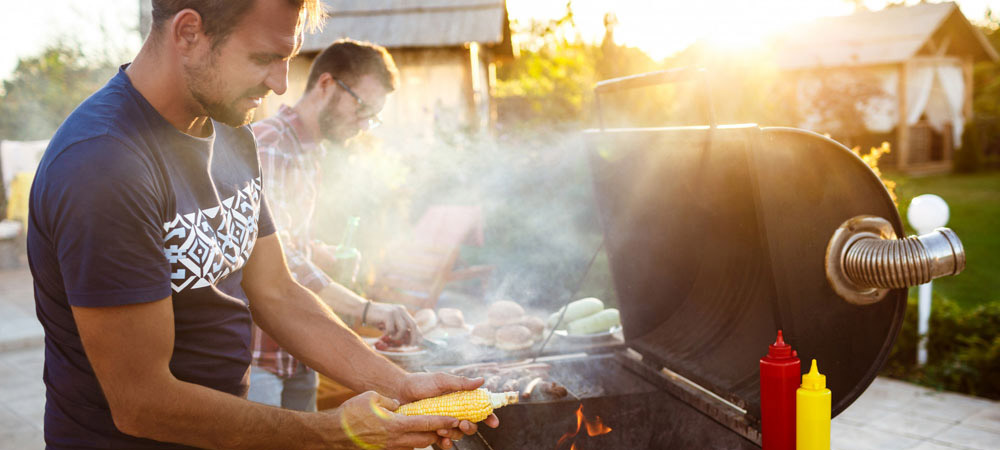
left=618, top=0, right=855, bottom=57
left=508, top=0, right=862, bottom=60
left=702, top=27, right=772, bottom=50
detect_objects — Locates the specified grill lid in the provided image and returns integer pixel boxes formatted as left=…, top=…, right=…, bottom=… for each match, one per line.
left=585, top=124, right=905, bottom=421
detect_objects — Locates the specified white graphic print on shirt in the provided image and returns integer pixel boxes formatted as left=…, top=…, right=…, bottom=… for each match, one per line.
left=162, top=177, right=263, bottom=291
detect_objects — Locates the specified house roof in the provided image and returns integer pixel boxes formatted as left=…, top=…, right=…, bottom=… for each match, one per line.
left=774, top=2, right=998, bottom=70
left=303, top=0, right=513, bottom=55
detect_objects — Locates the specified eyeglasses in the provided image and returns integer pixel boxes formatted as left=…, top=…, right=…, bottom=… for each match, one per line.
left=333, top=77, right=383, bottom=129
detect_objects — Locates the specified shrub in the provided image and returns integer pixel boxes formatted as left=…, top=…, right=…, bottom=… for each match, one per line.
left=956, top=119, right=986, bottom=173
left=851, top=142, right=897, bottom=205
left=882, top=295, right=1000, bottom=399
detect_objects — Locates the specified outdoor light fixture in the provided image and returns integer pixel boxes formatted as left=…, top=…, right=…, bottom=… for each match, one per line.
left=908, top=194, right=952, bottom=366
left=908, top=194, right=950, bottom=235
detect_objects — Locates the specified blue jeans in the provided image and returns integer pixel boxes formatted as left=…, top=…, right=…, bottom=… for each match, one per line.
left=247, top=363, right=318, bottom=412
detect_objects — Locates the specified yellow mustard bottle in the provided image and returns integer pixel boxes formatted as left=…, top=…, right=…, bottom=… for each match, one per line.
left=796, top=359, right=831, bottom=450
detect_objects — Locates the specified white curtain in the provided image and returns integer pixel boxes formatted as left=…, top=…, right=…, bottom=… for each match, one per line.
left=936, top=64, right=966, bottom=144
left=923, top=81, right=952, bottom=134
left=906, top=63, right=936, bottom=125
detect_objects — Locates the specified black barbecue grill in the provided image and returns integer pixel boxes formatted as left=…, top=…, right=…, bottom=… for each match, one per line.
left=447, top=68, right=967, bottom=450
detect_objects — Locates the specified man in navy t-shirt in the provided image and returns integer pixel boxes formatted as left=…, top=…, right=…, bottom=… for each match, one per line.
left=27, top=1, right=496, bottom=448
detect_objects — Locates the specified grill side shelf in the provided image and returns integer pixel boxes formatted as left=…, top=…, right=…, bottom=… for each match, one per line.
left=615, top=350, right=762, bottom=447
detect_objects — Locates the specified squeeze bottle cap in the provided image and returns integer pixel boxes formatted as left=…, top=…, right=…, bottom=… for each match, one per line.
left=767, top=330, right=793, bottom=359
left=801, top=359, right=827, bottom=390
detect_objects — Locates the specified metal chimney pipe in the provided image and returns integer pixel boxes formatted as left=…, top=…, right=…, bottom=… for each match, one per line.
left=825, top=216, right=966, bottom=305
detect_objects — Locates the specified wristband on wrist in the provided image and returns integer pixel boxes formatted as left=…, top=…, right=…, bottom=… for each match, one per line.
left=361, top=300, right=373, bottom=327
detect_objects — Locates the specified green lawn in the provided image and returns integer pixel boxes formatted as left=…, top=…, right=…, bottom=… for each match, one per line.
left=887, top=170, right=1000, bottom=310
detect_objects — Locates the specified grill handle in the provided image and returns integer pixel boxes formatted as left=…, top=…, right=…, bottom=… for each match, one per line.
left=825, top=216, right=966, bottom=305
left=593, top=67, right=717, bottom=130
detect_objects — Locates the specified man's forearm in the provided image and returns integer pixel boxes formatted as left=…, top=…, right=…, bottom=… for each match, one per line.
left=122, top=373, right=344, bottom=449
left=254, top=280, right=409, bottom=399
left=318, top=282, right=368, bottom=319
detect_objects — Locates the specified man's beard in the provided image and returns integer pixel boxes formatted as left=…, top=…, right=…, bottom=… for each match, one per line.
left=316, top=101, right=346, bottom=144
left=192, top=89, right=254, bottom=128
left=184, top=56, right=265, bottom=128
left=317, top=94, right=356, bottom=145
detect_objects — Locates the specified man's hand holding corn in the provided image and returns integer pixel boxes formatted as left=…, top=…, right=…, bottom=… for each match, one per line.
left=331, top=373, right=498, bottom=449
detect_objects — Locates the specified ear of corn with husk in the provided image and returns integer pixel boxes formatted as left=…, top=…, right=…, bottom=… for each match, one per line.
left=394, top=389, right=518, bottom=422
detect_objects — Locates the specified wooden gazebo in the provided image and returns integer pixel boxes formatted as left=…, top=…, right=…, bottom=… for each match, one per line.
left=775, top=2, right=998, bottom=173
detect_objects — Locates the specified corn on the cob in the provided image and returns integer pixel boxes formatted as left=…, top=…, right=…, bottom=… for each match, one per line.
left=394, top=389, right=518, bottom=422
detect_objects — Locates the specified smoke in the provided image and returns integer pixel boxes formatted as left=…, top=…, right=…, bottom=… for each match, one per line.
left=311, top=126, right=618, bottom=316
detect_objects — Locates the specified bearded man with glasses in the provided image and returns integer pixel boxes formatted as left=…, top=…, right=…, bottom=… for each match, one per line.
left=248, top=38, right=426, bottom=414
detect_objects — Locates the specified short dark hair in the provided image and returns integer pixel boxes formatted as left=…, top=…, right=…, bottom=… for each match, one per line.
left=305, top=39, right=399, bottom=93
left=151, top=0, right=325, bottom=47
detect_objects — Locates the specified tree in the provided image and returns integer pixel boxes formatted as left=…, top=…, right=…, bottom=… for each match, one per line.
left=494, top=39, right=600, bottom=128
left=494, top=3, right=601, bottom=129
left=973, top=9, right=1000, bottom=117
left=494, top=3, right=668, bottom=130
left=0, top=42, right=119, bottom=141
left=958, top=9, right=1000, bottom=171
left=799, top=69, right=887, bottom=145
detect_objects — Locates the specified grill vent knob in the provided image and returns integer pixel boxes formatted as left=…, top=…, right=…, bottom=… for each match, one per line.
left=825, top=216, right=966, bottom=305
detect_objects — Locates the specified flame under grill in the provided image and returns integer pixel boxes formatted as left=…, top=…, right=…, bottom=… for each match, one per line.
left=451, top=353, right=760, bottom=450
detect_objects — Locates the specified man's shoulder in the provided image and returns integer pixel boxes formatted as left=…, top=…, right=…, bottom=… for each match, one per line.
left=29, top=133, right=165, bottom=236
left=38, top=75, right=161, bottom=192
left=37, top=135, right=156, bottom=195
left=47, top=74, right=152, bottom=163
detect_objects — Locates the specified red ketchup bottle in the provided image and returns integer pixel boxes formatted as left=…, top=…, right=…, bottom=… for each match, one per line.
left=760, top=330, right=800, bottom=450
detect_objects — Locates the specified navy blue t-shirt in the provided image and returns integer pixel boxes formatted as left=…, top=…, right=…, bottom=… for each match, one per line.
left=27, top=66, right=275, bottom=449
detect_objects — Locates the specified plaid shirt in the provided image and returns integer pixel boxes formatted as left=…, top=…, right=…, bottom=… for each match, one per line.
left=250, top=105, right=332, bottom=378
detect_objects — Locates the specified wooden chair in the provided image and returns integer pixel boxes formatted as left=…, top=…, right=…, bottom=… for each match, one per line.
left=316, top=375, right=357, bottom=411
left=316, top=325, right=381, bottom=410
left=317, top=206, right=494, bottom=410
left=369, top=205, right=494, bottom=311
